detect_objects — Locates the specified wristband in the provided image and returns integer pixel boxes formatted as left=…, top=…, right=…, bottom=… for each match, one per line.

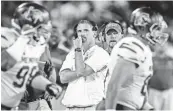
left=75, top=48, right=81, bottom=52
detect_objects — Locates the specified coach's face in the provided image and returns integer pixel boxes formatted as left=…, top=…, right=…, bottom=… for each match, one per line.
left=106, top=29, right=122, bottom=49
left=76, top=23, right=96, bottom=47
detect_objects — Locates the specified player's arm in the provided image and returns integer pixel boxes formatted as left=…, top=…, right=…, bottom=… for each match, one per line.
left=1, top=36, right=30, bottom=71
left=1, top=50, right=17, bottom=71
left=1, top=33, right=15, bottom=71
left=1, top=27, right=17, bottom=51
left=48, top=67, right=56, bottom=83
left=29, top=72, right=62, bottom=98
left=31, top=74, right=52, bottom=90
left=39, top=45, right=57, bottom=83
left=45, top=46, right=57, bottom=83
left=105, top=58, right=135, bottom=109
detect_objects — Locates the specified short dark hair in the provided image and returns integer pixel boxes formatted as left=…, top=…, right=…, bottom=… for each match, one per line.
left=73, top=20, right=98, bottom=38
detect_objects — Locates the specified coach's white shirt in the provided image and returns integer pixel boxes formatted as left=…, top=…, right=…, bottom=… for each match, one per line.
left=60, top=45, right=109, bottom=107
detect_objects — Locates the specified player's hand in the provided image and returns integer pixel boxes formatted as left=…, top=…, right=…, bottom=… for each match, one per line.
left=44, top=61, right=53, bottom=77
left=46, top=84, right=62, bottom=99
left=73, top=36, right=82, bottom=49
left=44, top=91, right=53, bottom=101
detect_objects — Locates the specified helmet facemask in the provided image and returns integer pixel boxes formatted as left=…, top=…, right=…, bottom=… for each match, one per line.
left=20, top=21, right=52, bottom=46
left=146, top=21, right=169, bottom=46
left=36, top=21, right=52, bottom=45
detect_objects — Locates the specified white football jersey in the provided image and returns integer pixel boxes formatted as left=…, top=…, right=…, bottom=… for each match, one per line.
left=1, top=38, right=47, bottom=107
left=1, top=27, right=19, bottom=50
left=107, top=36, right=153, bottom=109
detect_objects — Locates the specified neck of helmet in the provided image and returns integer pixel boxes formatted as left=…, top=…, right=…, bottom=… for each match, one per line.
left=13, top=28, right=21, bottom=35
left=135, top=26, right=150, bottom=46
left=135, top=32, right=149, bottom=46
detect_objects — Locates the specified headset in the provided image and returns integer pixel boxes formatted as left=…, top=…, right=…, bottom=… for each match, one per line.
left=73, top=20, right=98, bottom=39
left=101, top=20, right=124, bottom=42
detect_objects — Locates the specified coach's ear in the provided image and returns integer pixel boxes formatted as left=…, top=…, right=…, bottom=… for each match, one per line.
left=93, top=30, right=98, bottom=38
left=120, top=33, right=124, bottom=38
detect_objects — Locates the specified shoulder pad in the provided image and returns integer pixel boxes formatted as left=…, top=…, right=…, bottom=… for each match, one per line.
left=1, top=27, right=19, bottom=50
left=117, top=37, right=146, bottom=65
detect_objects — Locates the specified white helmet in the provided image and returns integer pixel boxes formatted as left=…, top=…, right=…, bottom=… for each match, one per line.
left=130, top=7, right=169, bottom=45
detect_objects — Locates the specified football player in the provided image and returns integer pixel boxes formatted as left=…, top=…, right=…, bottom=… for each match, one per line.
left=1, top=2, right=62, bottom=110
left=106, top=7, right=169, bottom=110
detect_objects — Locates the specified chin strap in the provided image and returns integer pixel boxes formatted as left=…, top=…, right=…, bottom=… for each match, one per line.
left=145, top=33, right=156, bottom=45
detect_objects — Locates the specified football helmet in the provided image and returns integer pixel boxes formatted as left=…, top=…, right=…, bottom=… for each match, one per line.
left=130, top=7, right=169, bottom=45
left=12, top=2, right=52, bottom=45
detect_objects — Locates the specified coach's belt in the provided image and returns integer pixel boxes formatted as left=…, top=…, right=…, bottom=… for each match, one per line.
left=1, top=104, right=12, bottom=110
left=67, top=105, right=93, bottom=109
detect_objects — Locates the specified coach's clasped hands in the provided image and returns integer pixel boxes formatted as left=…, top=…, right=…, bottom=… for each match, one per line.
left=46, top=83, right=62, bottom=99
